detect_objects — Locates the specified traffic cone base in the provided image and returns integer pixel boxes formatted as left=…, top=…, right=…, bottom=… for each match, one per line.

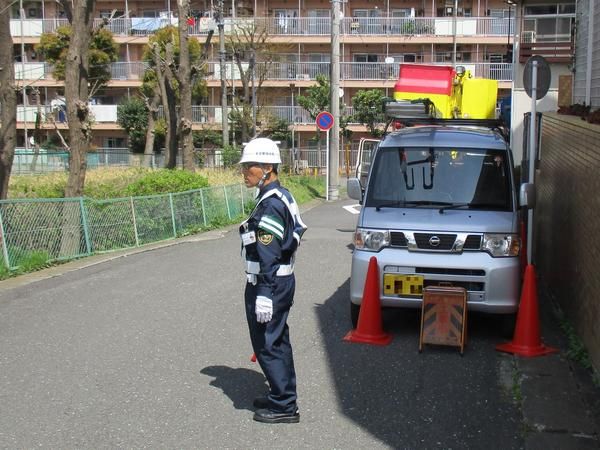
left=496, top=341, right=557, bottom=357
left=343, top=329, right=392, bottom=346
left=343, top=256, right=392, bottom=346
left=496, top=264, right=558, bottom=357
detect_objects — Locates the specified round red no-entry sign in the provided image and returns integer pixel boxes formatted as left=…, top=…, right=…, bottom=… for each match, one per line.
left=316, top=111, right=334, bottom=131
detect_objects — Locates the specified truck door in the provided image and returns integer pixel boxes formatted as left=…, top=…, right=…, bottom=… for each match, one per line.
left=355, top=138, right=380, bottom=187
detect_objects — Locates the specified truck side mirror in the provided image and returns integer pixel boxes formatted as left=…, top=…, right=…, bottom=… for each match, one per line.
left=519, top=182, right=536, bottom=209
left=347, top=178, right=363, bottom=201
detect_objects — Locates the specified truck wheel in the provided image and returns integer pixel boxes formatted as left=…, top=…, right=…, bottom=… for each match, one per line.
left=351, top=302, right=361, bottom=328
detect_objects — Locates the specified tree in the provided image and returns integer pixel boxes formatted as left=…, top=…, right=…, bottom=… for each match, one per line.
left=264, top=117, right=292, bottom=148
left=142, top=26, right=207, bottom=169
left=36, top=25, right=119, bottom=96
left=0, top=7, right=16, bottom=199
left=351, top=89, right=386, bottom=137
left=140, top=70, right=163, bottom=167
left=60, top=0, right=95, bottom=198
left=35, top=6, right=119, bottom=197
left=177, top=0, right=194, bottom=171
left=193, top=129, right=222, bottom=167
left=117, top=98, right=148, bottom=153
left=297, top=74, right=351, bottom=147
left=297, top=74, right=330, bottom=121
left=226, top=20, right=273, bottom=143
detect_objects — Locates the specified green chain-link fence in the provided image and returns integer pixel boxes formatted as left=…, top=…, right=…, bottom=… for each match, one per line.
left=0, top=184, right=255, bottom=270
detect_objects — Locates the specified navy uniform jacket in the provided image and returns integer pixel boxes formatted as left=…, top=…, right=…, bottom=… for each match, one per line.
left=240, top=181, right=307, bottom=303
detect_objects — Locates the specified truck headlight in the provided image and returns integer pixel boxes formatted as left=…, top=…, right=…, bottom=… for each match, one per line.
left=482, top=233, right=520, bottom=257
left=354, top=228, right=390, bottom=252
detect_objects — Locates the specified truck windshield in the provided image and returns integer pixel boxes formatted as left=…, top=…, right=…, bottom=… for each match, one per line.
left=365, top=147, right=512, bottom=211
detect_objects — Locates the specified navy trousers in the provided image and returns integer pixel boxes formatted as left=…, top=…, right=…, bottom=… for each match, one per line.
left=245, top=275, right=297, bottom=413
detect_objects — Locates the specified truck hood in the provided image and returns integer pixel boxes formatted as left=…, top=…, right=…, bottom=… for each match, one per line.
left=359, top=207, right=517, bottom=233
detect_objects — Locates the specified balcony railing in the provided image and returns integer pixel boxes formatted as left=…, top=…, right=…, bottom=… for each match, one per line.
left=19, top=99, right=520, bottom=127
left=11, top=16, right=515, bottom=38
left=15, top=105, right=323, bottom=125
left=14, top=62, right=49, bottom=80
left=519, top=39, right=574, bottom=63
left=110, top=61, right=150, bottom=80
left=14, top=61, right=513, bottom=83
left=15, top=62, right=149, bottom=81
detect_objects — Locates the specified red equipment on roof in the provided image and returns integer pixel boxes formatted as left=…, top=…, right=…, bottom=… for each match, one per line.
left=393, top=64, right=455, bottom=96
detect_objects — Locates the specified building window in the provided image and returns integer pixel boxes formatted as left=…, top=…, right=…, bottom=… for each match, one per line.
left=523, top=2, right=575, bottom=42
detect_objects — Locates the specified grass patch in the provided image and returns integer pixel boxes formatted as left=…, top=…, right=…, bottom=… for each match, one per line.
left=9, top=167, right=238, bottom=199
left=280, top=175, right=326, bottom=204
left=8, top=167, right=324, bottom=204
left=559, top=319, right=593, bottom=370
left=512, top=366, right=523, bottom=403
left=125, top=170, right=209, bottom=196
left=0, top=250, right=53, bottom=280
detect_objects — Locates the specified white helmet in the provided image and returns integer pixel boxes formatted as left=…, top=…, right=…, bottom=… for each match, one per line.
left=239, top=138, right=282, bottom=164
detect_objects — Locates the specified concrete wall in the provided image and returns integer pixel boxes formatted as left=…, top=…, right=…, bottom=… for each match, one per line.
left=535, top=112, right=600, bottom=371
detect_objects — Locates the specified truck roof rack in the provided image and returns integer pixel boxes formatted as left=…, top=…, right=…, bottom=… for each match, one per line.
left=383, top=99, right=509, bottom=141
left=384, top=98, right=435, bottom=120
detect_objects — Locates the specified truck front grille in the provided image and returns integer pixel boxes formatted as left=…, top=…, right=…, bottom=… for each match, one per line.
left=390, top=231, right=408, bottom=247
left=414, top=233, right=456, bottom=250
left=389, top=231, right=483, bottom=252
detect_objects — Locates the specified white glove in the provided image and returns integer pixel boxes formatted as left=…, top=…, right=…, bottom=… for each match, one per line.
left=255, top=296, right=273, bottom=323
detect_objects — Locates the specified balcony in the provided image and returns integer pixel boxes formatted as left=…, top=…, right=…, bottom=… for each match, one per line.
left=13, top=105, right=318, bottom=126
left=519, top=38, right=574, bottom=64
left=19, top=95, right=525, bottom=128
left=10, top=16, right=514, bottom=38
left=14, top=61, right=513, bottom=84
left=15, top=62, right=150, bottom=81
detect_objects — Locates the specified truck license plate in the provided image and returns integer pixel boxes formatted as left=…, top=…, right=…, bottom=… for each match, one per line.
left=383, top=274, right=424, bottom=297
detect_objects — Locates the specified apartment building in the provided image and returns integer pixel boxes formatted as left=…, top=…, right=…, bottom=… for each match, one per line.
left=8, top=0, right=575, bottom=164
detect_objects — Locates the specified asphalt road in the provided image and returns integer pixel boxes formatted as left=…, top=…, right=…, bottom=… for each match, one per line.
left=0, top=197, right=524, bottom=449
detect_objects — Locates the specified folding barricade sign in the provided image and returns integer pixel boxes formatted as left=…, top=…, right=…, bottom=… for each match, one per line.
left=419, top=285, right=468, bottom=354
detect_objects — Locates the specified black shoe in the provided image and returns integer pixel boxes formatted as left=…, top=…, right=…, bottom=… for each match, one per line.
left=253, top=408, right=300, bottom=424
left=253, top=397, right=269, bottom=409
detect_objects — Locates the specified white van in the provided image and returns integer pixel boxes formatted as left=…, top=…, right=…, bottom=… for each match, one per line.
left=348, top=122, right=534, bottom=331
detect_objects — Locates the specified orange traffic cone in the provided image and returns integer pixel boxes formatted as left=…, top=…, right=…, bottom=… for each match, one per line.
left=344, top=256, right=392, bottom=346
left=496, top=264, right=557, bottom=357
left=250, top=353, right=257, bottom=362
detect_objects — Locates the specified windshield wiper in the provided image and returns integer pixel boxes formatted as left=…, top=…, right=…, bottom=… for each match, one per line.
left=375, top=200, right=403, bottom=211
left=438, top=202, right=507, bottom=214
left=375, top=200, right=453, bottom=211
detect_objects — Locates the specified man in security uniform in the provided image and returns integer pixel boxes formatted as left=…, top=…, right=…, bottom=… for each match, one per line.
left=239, top=138, right=307, bottom=424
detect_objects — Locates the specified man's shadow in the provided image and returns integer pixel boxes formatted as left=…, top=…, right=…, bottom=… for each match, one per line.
left=200, top=366, right=268, bottom=411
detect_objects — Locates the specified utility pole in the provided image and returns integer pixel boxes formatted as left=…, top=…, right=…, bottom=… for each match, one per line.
left=451, top=0, right=458, bottom=66
left=329, top=0, right=341, bottom=201
left=217, top=0, right=229, bottom=146
left=20, top=0, right=29, bottom=150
